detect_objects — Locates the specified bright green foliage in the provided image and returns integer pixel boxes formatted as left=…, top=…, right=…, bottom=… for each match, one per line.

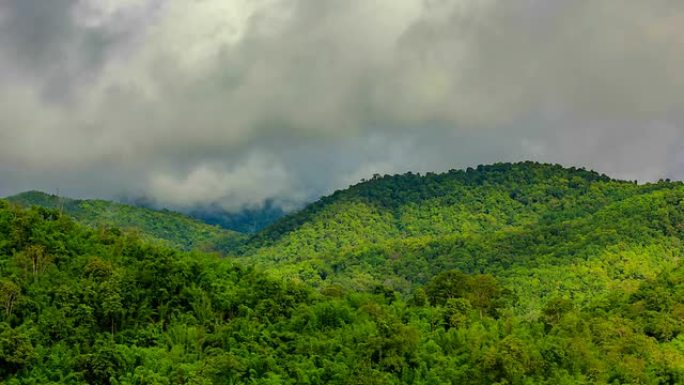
left=1, top=162, right=684, bottom=384
left=6, top=191, right=244, bottom=252
left=239, top=163, right=683, bottom=290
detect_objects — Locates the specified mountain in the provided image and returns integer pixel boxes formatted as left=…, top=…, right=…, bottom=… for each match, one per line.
left=6, top=191, right=244, bottom=251
left=239, top=162, right=683, bottom=293
left=1, top=162, right=684, bottom=384
left=187, top=201, right=288, bottom=233
left=122, top=196, right=289, bottom=233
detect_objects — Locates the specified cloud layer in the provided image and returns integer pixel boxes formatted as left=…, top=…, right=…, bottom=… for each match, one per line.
left=1, top=0, right=683, bottom=209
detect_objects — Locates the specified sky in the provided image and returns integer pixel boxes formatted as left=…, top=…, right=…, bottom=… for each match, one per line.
left=1, top=0, right=683, bottom=211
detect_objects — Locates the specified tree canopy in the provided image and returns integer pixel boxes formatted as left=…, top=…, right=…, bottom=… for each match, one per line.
left=2, top=162, right=684, bottom=384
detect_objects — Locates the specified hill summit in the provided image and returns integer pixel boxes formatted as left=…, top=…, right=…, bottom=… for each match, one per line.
left=239, top=162, right=681, bottom=292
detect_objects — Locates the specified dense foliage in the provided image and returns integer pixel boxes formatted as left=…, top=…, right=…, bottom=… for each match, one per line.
left=2, top=162, right=684, bottom=384
left=240, top=163, right=681, bottom=288
left=6, top=191, right=243, bottom=252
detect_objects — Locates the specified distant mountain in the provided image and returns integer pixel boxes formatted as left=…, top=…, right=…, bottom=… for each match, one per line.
left=187, top=201, right=287, bottom=233
left=6, top=191, right=244, bottom=251
left=122, top=196, right=288, bottom=233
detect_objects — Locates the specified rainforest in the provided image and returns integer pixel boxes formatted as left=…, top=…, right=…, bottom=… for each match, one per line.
left=1, top=162, right=684, bottom=384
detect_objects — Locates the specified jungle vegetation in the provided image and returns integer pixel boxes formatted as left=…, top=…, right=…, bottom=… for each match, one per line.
left=2, top=162, right=683, bottom=384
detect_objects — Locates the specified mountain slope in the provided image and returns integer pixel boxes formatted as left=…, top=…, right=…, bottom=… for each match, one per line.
left=6, top=191, right=244, bottom=251
left=239, top=162, right=683, bottom=291
left=1, top=184, right=683, bottom=384
left=247, top=162, right=631, bottom=251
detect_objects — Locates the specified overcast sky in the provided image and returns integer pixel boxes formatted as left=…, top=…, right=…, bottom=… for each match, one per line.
left=1, top=0, right=683, bottom=211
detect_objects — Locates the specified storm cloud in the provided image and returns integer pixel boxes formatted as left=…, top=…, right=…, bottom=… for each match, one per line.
left=1, top=0, right=683, bottom=210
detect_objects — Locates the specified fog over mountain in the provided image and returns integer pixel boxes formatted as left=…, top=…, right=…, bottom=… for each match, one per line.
left=1, top=0, right=683, bottom=210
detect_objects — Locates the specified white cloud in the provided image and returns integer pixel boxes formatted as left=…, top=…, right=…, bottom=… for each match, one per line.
left=148, top=153, right=295, bottom=211
left=1, top=0, right=683, bottom=208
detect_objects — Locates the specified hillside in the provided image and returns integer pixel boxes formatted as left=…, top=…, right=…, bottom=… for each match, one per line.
left=1, top=196, right=683, bottom=384
left=6, top=191, right=244, bottom=251
left=2, top=162, right=684, bottom=384
left=247, top=163, right=625, bottom=252
left=239, top=163, right=684, bottom=293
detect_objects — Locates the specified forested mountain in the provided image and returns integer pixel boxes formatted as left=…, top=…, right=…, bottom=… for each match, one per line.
left=122, top=197, right=288, bottom=234
left=6, top=191, right=243, bottom=251
left=240, top=163, right=679, bottom=286
left=1, top=162, right=684, bottom=384
left=248, top=162, right=632, bottom=252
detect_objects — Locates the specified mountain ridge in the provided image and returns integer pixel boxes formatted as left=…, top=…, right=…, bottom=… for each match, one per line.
left=237, top=162, right=684, bottom=292
left=5, top=190, right=244, bottom=251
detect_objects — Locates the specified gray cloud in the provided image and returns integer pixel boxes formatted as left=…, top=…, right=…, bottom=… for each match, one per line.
left=1, top=0, right=683, bottom=209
